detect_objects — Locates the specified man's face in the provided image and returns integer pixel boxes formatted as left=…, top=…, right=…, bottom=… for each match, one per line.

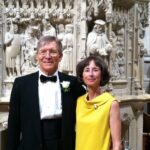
left=36, top=41, right=62, bottom=75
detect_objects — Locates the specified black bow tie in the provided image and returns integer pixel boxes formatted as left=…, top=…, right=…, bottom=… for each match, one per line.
left=40, top=75, right=57, bottom=83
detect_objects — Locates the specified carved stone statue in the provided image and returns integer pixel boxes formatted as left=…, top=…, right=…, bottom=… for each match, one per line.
left=21, top=26, right=38, bottom=74
left=104, top=0, right=113, bottom=21
left=42, top=19, right=56, bottom=36
left=21, top=0, right=30, bottom=18
left=57, top=24, right=65, bottom=41
left=5, top=0, right=15, bottom=17
left=4, top=23, right=21, bottom=78
left=35, top=0, right=44, bottom=18
left=60, top=24, right=74, bottom=74
left=87, top=19, right=112, bottom=56
left=112, top=40, right=125, bottom=80
left=64, top=0, right=73, bottom=9
left=116, top=50, right=125, bottom=78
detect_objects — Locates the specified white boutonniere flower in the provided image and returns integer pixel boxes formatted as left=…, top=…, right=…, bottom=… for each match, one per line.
left=61, top=81, right=70, bottom=92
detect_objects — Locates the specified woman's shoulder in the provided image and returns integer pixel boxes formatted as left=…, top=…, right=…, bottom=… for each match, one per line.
left=101, top=92, right=116, bottom=101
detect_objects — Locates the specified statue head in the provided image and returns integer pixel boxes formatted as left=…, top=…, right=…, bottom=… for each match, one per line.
left=65, top=24, right=73, bottom=33
left=94, top=19, right=105, bottom=33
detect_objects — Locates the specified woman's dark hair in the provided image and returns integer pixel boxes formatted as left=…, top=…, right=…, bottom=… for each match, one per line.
left=76, top=55, right=110, bottom=86
left=37, top=36, right=63, bottom=55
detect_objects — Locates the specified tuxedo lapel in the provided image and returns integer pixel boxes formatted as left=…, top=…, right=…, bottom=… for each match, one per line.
left=30, top=72, right=40, bottom=117
left=58, top=72, right=65, bottom=103
left=29, top=72, right=42, bottom=140
left=58, top=72, right=70, bottom=113
left=58, top=72, right=77, bottom=150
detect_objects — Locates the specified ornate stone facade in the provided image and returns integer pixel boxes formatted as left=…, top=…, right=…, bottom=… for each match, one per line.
left=0, top=0, right=148, bottom=96
left=0, top=0, right=150, bottom=150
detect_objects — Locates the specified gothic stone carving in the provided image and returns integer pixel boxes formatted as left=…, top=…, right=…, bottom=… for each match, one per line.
left=1, top=0, right=149, bottom=97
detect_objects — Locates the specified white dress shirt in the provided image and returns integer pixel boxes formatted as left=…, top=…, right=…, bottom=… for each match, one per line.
left=38, top=70, right=62, bottom=119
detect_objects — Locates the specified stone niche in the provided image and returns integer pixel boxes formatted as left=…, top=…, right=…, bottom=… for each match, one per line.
left=0, top=0, right=150, bottom=150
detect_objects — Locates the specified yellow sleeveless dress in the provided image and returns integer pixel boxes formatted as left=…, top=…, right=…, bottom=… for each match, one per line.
left=75, top=92, right=115, bottom=150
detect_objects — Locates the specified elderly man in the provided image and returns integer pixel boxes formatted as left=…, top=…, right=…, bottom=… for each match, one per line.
left=7, top=36, right=85, bottom=150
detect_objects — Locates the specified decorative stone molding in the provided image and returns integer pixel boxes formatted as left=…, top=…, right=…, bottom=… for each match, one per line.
left=118, top=94, right=150, bottom=150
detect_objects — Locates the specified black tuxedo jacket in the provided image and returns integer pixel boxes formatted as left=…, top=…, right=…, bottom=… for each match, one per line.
left=7, top=71, right=85, bottom=150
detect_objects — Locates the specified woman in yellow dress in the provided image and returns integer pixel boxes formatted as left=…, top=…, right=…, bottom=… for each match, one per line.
left=76, top=55, right=122, bottom=150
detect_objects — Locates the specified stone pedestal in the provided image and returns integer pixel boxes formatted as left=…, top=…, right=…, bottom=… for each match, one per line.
left=118, top=94, right=150, bottom=150
left=0, top=99, right=8, bottom=150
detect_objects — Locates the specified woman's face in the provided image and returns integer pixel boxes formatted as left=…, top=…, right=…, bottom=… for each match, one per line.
left=83, top=60, right=101, bottom=89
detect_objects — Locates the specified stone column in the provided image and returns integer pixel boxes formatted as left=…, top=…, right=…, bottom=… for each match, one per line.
left=144, top=2, right=150, bottom=55
left=143, top=2, right=150, bottom=112
left=119, top=94, right=150, bottom=150
left=0, top=1, right=4, bottom=96
left=131, top=102, right=145, bottom=150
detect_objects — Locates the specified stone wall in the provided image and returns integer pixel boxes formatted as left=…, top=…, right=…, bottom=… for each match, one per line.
left=0, top=0, right=149, bottom=97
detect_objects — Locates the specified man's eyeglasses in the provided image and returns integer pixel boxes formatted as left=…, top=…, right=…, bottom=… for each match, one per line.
left=38, top=50, right=59, bottom=57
